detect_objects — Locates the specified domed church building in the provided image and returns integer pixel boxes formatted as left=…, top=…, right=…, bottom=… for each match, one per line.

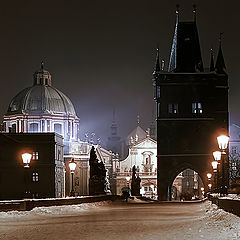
left=3, top=62, right=80, bottom=154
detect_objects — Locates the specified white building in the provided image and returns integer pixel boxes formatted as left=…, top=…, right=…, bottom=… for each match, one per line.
left=3, top=63, right=113, bottom=196
left=116, top=134, right=158, bottom=198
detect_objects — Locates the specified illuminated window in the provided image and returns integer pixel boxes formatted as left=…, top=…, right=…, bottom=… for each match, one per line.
left=168, top=103, right=178, bottom=114
left=192, top=102, right=202, bottom=114
left=32, top=172, right=39, bottom=182
left=232, top=162, right=237, bottom=171
left=32, top=152, right=39, bottom=160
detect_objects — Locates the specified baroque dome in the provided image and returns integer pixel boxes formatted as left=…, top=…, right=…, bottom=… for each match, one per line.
left=5, top=63, right=76, bottom=117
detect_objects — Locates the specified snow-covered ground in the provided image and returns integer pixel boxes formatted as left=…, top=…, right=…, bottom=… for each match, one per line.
left=0, top=200, right=239, bottom=240
left=210, top=193, right=240, bottom=200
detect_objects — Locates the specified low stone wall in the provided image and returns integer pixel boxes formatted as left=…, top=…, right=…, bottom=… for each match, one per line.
left=0, top=195, right=122, bottom=212
left=209, top=195, right=240, bottom=217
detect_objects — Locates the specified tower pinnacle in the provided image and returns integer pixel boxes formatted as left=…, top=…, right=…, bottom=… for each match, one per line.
left=193, top=4, right=197, bottom=21
left=215, top=33, right=226, bottom=74
left=210, top=48, right=215, bottom=72
left=154, top=48, right=160, bottom=73
left=41, top=61, right=44, bottom=71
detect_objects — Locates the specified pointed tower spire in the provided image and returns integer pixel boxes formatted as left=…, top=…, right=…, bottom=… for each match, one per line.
left=137, top=115, right=140, bottom=125
left=168, top=5, right=203, bottom=72
left=193, top=4, right=197, bottom=22
left=210, top=48, right=215, bottom=72
left=176, top=4, right=180, bottom=22
left=154, top=48, right=160, bottom=72
left=112, top=108, right=116, bottom=123
left=168, top=5, right=179, bottom=72
left=110, top=108, right=117, bottom=136
left=215, top=33, right=226, bottom=74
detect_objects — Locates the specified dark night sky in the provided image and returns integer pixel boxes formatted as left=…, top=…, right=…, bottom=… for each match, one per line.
left=0, top=0, right=239, bottom=145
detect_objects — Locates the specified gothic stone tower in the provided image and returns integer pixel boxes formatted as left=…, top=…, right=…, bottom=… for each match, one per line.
left=153, top=9, right=229, bottom=200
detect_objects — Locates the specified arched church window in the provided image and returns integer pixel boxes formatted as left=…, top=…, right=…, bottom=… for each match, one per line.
left=54, top=123, right=62, bottom=135
left=29, top=123, right=38, bottom=133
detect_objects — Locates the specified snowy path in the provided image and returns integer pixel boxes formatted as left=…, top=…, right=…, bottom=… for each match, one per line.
left=0, top=200, right=239, bottom=240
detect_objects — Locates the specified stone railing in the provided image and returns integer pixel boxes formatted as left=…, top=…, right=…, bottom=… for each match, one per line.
left=0, top=195, right=122, bottom=212
left=208, top=194, right=240, bottom=217
left=117, top=172, right=157, bottom=177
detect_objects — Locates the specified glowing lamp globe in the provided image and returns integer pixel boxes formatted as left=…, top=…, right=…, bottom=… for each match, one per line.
left=22, top=153, right=32, bottom=168
left=211, top=161, right=218, bottom=172
left=208, top=183, right=212, bottom=189
left=126, top=176, right=130, bottom=182
left=217, top=135, right=229, bottom=150
left=213, top=151, right=221, bottom=161
left=207, top=173, right=212, bottom=179
left=69, top=159, right=77, bottom=173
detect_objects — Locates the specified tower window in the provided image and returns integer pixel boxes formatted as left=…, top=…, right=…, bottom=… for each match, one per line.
left=192, top=103, right=202, bottom=114
left=32, top=152, right=39, bottom=160
left=168, top=104, right=178, bottom=114
left=32, top=172, right=39, bottom=182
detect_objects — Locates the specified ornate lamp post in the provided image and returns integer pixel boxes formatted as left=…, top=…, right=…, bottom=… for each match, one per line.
left=212, top=158, right=219, bottom=192
left=126, top=176, right=130, bottom=191
left=22, top=153, right=32, bottom=198
left=217, top=134, right=229, bottom=195
left=69, top=159, right=77, bottom=197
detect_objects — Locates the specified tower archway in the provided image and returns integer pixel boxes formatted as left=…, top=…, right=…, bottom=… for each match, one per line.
left=170, top=168, right=204, bottom=201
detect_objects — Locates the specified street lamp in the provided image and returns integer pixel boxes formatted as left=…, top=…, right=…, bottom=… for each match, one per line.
left=22, top=153, right=32, bottom=168
left=217, top=134, right=229, bottom=195
left=217, top=135, right=229, bottom=152
left=213, top=151, right=221, bottom=161
left=207, top=173, right=212, bottom=180
left=211, top=161, right=218, bottom=172
left=22, top=153, right=32, bottom=198
left=69, top=159, right=77, bottom=197
left=126, top=176, right=130, bottom=188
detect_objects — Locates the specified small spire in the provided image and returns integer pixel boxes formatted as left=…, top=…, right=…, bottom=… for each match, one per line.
left=176, top=4, right=180, bottom=22
left=137, top=115, right=140, bottom=125
left=112, top=108, right=116, bottom=123
left=193, top=4, right=197, bottom=22
left=154, top=48, right=160, bottom=72
left=215, top=33, right=226, bottom=74
left=41, top=61, right=44, bottom=71
left=146, top=128, right=150, bottom=138
left=210, top=48, right=215, bottom=72
left=161, top=60, right=165, bottom=71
